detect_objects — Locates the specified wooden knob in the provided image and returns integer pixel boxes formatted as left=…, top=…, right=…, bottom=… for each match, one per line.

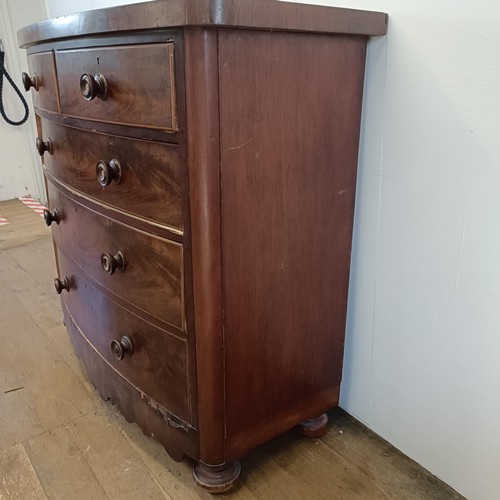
left=101, top=251, right=125, bottom=275
left=43, top=208, right=59, bottom=226
left=22, top=72, right=39, bottom=92
left=111, top=336, right=133, bottom=360
left=36, top=137, right=52, bottom=156
left=80, top=73, right=108, bottom=101
left=54, top=277, right=69, bottom=294
left=96, top=159, right=121, bottom=187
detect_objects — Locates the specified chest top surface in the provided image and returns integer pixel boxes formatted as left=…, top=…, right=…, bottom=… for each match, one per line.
left=18, top=0, right=387, bottom=48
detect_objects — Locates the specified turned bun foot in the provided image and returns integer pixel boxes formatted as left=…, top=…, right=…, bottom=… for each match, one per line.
left=193, top=460, right=241, bottom=493
left=299, top=412, right=329, bottom=438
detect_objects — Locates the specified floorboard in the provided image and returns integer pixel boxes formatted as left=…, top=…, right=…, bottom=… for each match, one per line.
left=0, top=444, right=47, bottom=500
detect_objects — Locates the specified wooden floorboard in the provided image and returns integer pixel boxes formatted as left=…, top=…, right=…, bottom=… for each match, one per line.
left=0, top=444, right=47, bottom=500
left=0, top=199, right=50, bottom=251
left=0, top=199, right=464, bottom=500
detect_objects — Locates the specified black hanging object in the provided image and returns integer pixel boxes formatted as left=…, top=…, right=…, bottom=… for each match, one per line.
left=0, top=44, right=30, bottom=126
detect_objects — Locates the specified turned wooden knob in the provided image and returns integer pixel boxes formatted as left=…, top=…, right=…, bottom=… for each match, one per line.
left=80, top=73, right=108, bottom=101
left=36, top=137, right=52, bottom=156
left=54, top=277, right=69, bottom=294
left=22, top=72, right=39, bottom=92
left=111, top=336, right=133, bottom=360
left=96, top=159, right=121, bottom=187
left=101, top=251, right=125, bottom=275
left=43, top=208, right=59, bottom=226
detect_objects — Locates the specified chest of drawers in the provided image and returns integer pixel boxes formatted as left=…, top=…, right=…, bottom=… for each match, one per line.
left=19, top=0, right=387, bottom=492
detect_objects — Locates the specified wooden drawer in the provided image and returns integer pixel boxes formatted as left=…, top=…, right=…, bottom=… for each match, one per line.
left=56, top=44, right=177, bottom=130
left=56, top=245, right=191, bottom=423
left=41, top=119, right=182, bottom=230
left=47, top=181, right=184, bottom=330
left=26, top=51, right=60, bottom=113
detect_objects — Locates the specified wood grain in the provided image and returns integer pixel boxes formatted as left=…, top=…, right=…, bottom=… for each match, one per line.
left=26, top=51, right=60, bottom=114
left=184, top=28, right=225, bottom=466
left=47, top=180, right=185, bottom=330
left=56, top=245, right=192, bottom=423
left=68, top=413, right=172, bottom=499
left=40, top=118, right=183, bottom=231
left=25, top=426, right=108, bottom=499
left=35, top=105, right=181, bottom=144
left=18, top=0, right=388, bottom=48
left=0, top=253, right=96, bottom=434
left=56, top=43, right=177, bottom=130
left=0, top=445, right=47, bottom=500
left=218, top=30, right=367, bottom=456
left=324, top=408, right=465, bottom=500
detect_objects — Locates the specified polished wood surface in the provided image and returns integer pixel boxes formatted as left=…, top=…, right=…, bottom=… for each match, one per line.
left=184, top=28, right=225, bottom=467
left=56, top=246, right=192, bottom=423
left=47, top=181, right=185, bottom=330
left=18, top=0, right=387, bottom=48
left=219, top=30, right=366, bottom=457
left=40, top=119, right=183, bottom=230
left=56, top=43, right=177, bottom=130
left=25, top=51, right=60, bottom=114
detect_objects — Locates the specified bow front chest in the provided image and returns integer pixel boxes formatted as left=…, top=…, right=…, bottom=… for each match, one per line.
left=19, top=0, right=387, bottom=491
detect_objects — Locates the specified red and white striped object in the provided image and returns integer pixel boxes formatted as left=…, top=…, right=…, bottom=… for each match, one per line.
left=18, top=196, right=48, bottom=217
left=0, top=215, right=9, bottom=226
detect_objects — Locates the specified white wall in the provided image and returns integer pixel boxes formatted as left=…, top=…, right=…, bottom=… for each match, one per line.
left=297, top=1, right=498, bottom=499
left=0, top=0, right=46, bottom=202
left=31, top=0, right=500, bottom=498
left=43, top=0, right=151, bottom=18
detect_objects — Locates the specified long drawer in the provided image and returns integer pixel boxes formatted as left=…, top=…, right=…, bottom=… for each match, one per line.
left=26, top=51, right=60, bottom=114
left=56, top=43, right=177, bottom=130
left=47, top=180, right=184, bottom=330
left=56, top=245, right=191, bottom=423
left=41, top=119, right=182, bottom=230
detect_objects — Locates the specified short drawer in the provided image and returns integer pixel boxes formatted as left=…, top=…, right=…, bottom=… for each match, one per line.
left=56, top=245, right=191, bottom=423
left=56, top=43, right=177, bottom=130
left=41, top=119, right=182, bottom=230
left=47, top=181, right=184, bottom=330
left=26, top=51, right=60, bottom=113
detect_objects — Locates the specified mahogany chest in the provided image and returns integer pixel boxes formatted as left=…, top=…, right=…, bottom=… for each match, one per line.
left=19, top=0, right=387, bottom=491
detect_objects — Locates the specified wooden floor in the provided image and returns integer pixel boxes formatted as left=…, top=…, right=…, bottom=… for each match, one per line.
left=0, top=199, right=463, bottom=500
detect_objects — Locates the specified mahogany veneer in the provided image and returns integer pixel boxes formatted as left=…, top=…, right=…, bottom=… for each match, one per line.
left=19, top=0, right=387, bottom=492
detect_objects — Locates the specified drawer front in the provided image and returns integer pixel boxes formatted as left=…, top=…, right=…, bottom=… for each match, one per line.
left=27, top=51, right=60, bottom=113
left=56, top=245, right=191, bottom=422
left=56, top=44, right=177, bottom=130
left=47, top=181, right=184, bottom=330
left=41, top=119, right=182, bottom=230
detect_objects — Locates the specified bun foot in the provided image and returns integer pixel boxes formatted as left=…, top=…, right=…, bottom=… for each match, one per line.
left=299, top=413, right=329, bottom=438
left=193, top=460, right=241, bottom=493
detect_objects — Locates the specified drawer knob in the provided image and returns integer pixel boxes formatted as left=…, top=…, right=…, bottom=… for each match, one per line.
left=80, top=73, right=108, bottom=101
left=43, top=208, right=59, bottom=226
left=54, top=277, right=69, bottom=294
left=96, top=159, right=121, bottom=187
left=22, top=72, right=39, bottom=92
left=101, top=251, right=125, bottom=275
left=111, top=336, right=133, bottom=360
left=36, top=137, right=52, bottom=156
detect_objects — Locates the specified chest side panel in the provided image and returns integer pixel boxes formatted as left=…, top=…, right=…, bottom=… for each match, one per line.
left=219, top=29, right=367, bottom=456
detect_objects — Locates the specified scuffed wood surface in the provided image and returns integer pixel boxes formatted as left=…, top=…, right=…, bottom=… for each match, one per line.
left=0, top=445, right=47, bottom=500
